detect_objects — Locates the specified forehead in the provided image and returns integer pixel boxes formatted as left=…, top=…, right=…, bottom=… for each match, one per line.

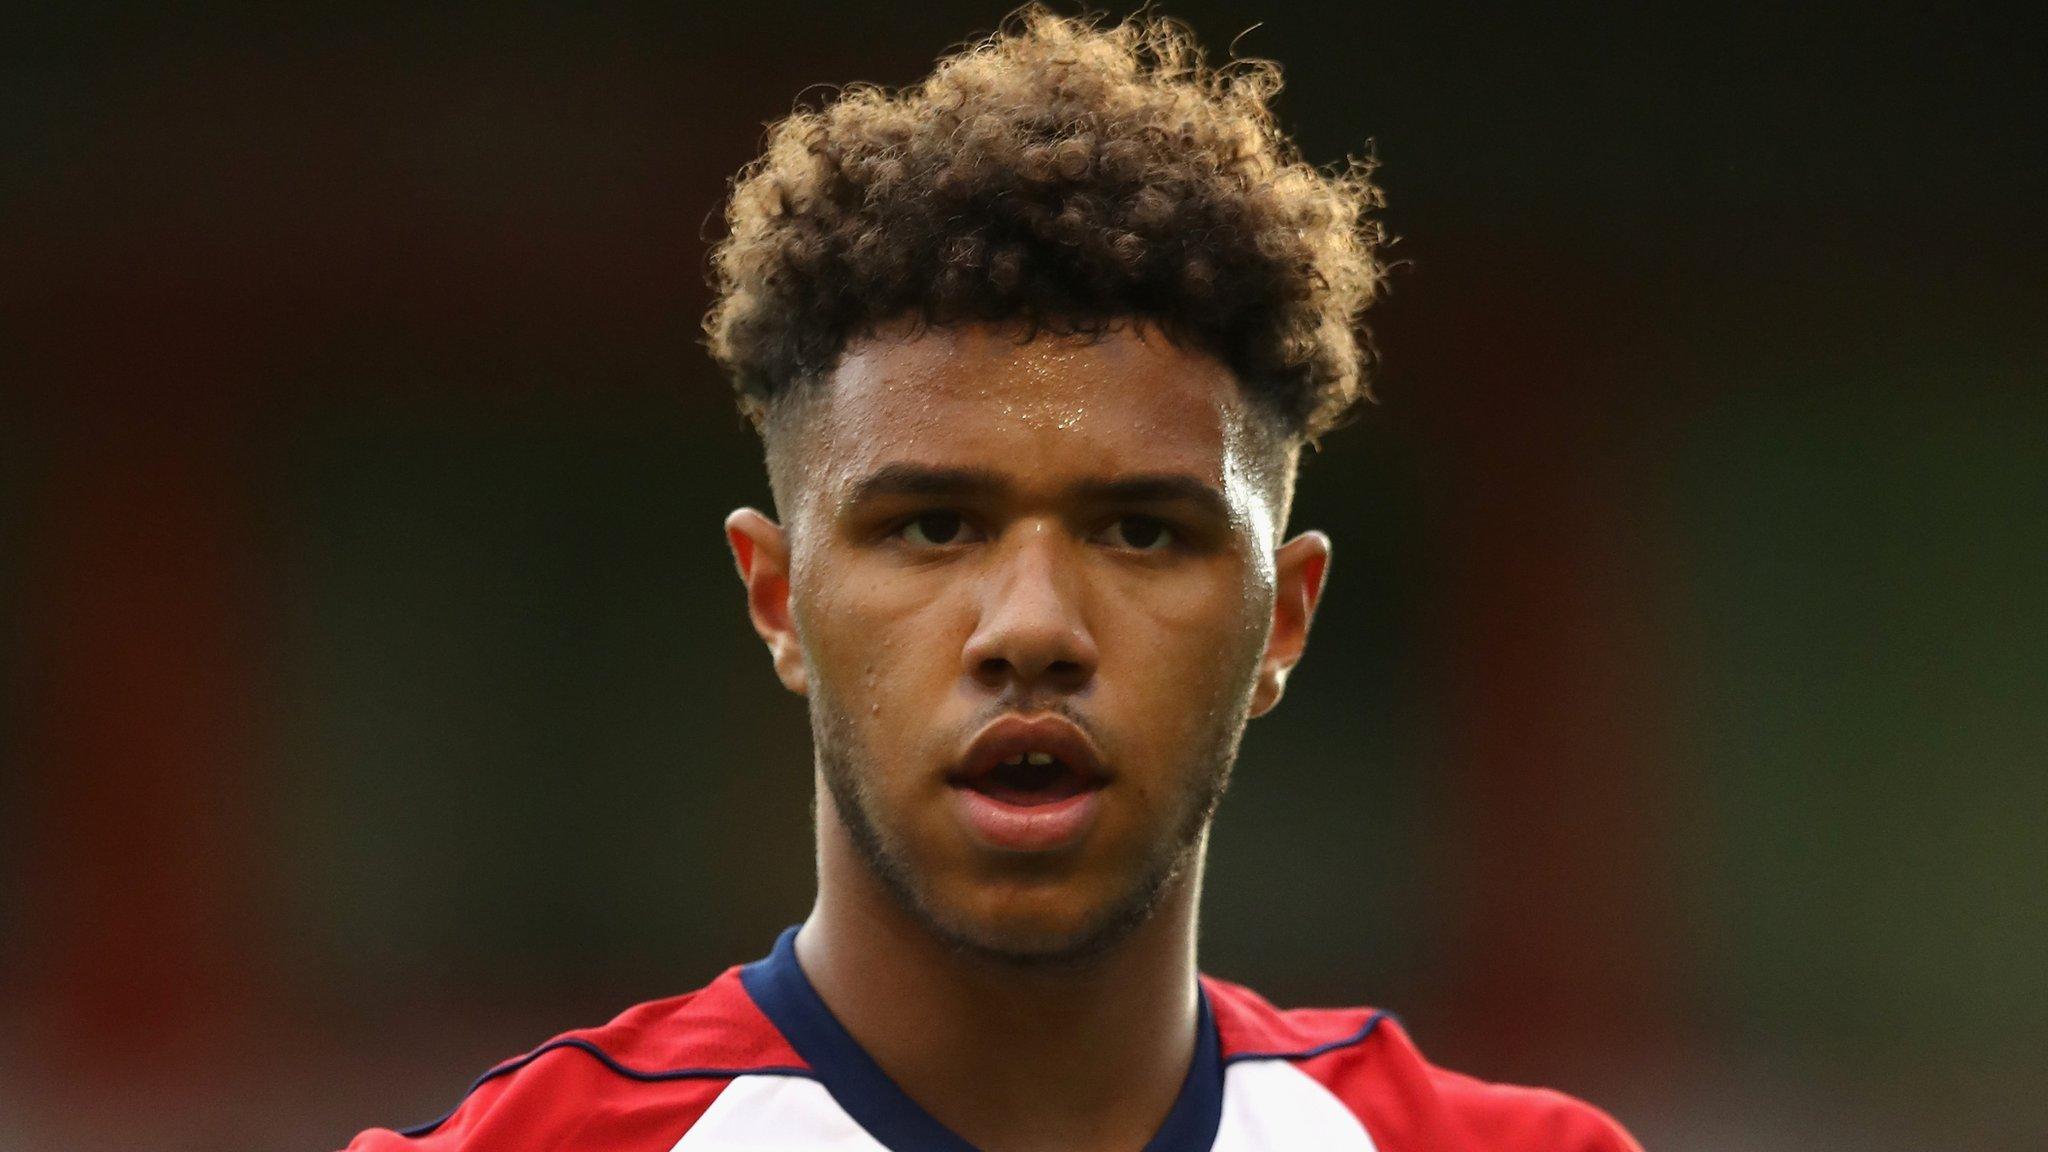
left=802, top=323, right=1254, bottom=488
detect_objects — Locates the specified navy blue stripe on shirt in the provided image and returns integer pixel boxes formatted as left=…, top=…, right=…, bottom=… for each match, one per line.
left=1220, top=1011, right=1388, bottom=1065
left=397, top=1037, right=811, bottom=1138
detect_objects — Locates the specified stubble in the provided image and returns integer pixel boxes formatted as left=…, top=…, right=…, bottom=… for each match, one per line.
left=807, top=679, right=1252, bottom=969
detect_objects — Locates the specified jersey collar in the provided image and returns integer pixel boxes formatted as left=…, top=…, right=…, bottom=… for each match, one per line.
left=740, top=925, right=1224, bottom=1152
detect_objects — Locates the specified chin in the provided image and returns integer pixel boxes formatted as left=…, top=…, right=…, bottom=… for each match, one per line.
left=920, top=872, right=1168, bottom=969
left=934, top=911, right=1131, bottom=968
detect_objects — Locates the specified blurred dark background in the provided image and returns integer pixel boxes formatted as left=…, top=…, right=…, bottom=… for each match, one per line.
left=2, top=3, right=2043, bottom=1149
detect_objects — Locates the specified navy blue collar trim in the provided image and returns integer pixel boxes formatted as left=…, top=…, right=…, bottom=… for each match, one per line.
left=740, top=925, right=1225, bottom=1152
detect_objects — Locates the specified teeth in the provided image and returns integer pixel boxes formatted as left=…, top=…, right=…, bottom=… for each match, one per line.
left=1026, top=752, right=1055, bottom=766
left=1003, top=754, right=1025, bottom=766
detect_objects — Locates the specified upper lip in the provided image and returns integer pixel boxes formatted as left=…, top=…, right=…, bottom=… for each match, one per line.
left=949, top=713, right=1109, bottom=786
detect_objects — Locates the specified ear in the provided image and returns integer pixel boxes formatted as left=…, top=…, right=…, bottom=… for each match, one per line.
left=725, top=508, right=808, bottom=696
left=1249, top=530, right=1331, bottom=718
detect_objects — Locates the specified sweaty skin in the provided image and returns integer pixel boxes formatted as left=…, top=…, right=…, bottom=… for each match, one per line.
left=726, top=322, right=1330, bottom=1152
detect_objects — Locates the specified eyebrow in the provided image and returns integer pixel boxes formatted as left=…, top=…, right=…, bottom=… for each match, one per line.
left=847, top=464, right=1008, bottom=504
left=845, top=463, right=1231, bottom=521
left=1071, top=474, right=1232, bottom=521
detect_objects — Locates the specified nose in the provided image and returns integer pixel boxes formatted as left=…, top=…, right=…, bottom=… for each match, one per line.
left=960, top=523, right=1098, bottom=696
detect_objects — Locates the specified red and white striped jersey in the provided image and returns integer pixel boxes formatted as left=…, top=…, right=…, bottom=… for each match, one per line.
left=341, top=928, right=1641, bottom=1151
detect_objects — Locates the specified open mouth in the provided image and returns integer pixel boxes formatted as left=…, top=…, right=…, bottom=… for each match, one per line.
left=947, top=714, right=1110, bottom=851
left=952, top=752, right=1103, bottom=808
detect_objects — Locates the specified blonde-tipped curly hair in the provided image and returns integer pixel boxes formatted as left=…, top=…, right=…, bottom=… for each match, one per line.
left=704, top=4, right=1385, bottom=444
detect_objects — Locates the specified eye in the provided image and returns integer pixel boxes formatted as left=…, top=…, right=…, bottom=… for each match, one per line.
left=1103, top=514, right=1175, bottom=552
left=898, top=510, right=976, bottom=547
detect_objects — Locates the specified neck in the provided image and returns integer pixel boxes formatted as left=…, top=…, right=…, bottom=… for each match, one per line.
left=794, top=781, right=1206, bottom=1152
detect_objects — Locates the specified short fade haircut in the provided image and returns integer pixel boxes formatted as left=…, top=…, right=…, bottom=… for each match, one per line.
left=703, top=3, right=1385, bottom=445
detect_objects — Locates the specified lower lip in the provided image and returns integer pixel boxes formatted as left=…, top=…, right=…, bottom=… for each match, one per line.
left=949, top=785, right=1104, bottom=852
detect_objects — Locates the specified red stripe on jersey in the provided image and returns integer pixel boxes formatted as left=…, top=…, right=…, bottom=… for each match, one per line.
left=565, top=965, right=806, bottom=1072
left=343, top=1058, right=730, bottom=1151
left=338, top=966, right=808, bottom=1151
left=1204, top=974, right=1383, bottom=1061
left=1204, top=976, right=1641, bottom=1152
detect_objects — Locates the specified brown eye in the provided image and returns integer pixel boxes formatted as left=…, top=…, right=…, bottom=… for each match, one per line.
left=901, top=511, right=969, bottom=546
left=1107, top=515, right=1173, bottom=552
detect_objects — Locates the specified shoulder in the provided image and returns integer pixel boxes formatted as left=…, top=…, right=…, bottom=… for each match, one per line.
left=1420, top=1061, right=1642, bottom=1152
left=1202, top=974, right=1642, bottom=1152
left=337, top=966, right=810, bottom=1152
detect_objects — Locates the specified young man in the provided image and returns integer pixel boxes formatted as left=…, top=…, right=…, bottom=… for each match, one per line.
left=343, top=8, right=1640, bottom=1150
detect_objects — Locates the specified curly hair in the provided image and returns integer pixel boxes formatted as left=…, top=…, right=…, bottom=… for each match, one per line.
left=703, top=4, right=1385, bottom=444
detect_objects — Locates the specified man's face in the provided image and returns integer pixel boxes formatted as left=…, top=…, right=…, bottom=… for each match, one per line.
left=729, top=322, right=1328, bottom=964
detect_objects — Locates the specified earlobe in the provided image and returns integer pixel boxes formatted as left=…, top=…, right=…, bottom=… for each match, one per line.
left=1250, top=531, right=1331, bottom=718
left=724, top=508, right=809, bottom=696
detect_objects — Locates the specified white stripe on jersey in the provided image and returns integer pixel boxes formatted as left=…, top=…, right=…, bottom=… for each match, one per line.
left=669, top=1075, right=891, bottom=1151
left=668, top=1059, right=1376, bottom=1151
left=1214, top=1060, right=1379, bottom=1152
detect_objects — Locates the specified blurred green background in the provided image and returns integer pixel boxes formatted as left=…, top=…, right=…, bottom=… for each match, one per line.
left=1, top=3, right=2042, bottom=1149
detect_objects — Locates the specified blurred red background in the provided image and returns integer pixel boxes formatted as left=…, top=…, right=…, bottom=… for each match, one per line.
left=2, top=4, right=2042, bottom=1149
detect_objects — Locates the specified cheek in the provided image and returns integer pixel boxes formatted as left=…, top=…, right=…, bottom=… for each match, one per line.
left=1097, top=558, right=1266, bottom=664
left=794, top=560, right=964, bottom=730
left=1094, top=560, right=1269, bottom=728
